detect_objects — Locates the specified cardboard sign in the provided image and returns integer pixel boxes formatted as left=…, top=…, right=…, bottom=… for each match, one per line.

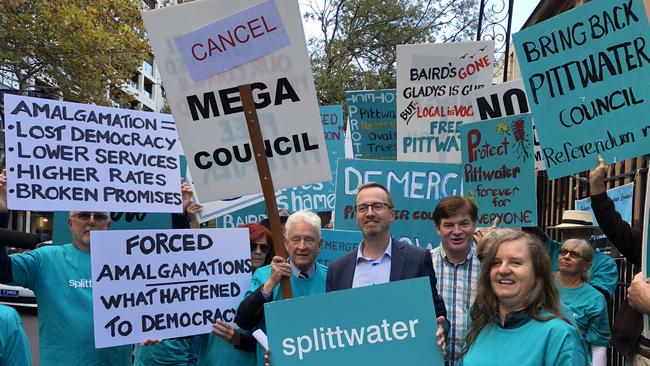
left=265, top=277, right=443, bottom=366
left=90, top=228, right=252, bottom=347
left=575, top=182, right=633, bottom=226
left=460, top=114, right=537, bottom=227
left=52, top=212, right=173, bottom=245
left=470, top=79, right=546, bottom=171
left=196, top=105, right=344, bottom=223
left=513, top=0, right=650, bottom=179
left=334, top=159, right=462, bottom=248
left=317, top=229, right=363, bottom=267
left=3, top=94, right=182, bottom=213
left=345, top=90, right=397, bottom=160
left=143, top=0, right=331, bottom=202
left=174, top=0, right=290, bottom=81
left=396, top=41, right=494, bottom=163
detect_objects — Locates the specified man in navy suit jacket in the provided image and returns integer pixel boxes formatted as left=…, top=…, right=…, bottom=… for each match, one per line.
left=326, top=182, right=449, bottom=352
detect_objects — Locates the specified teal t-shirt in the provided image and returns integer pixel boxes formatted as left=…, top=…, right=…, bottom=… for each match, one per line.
left=134, top=337, right=199, bottom=366
left=197, top=332, right=255, bottom=366
left=545, top=238, right=618, bottom=296
left=244, top=263, right=327, bottom=366
left=558, top=283, right=611, bottom=347
left=0, top=305, right=32, bottom=366
left=461, top=317, right=587, bottom=365
left=10, top=244, right=131, bottom=366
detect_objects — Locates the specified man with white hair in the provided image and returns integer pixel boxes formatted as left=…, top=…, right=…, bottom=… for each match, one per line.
left=236, top=209, right=327, bottom=366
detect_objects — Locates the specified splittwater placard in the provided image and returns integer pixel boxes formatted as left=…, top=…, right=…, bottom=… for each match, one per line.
left=265, top=277, right=443, bottom=366
left=90, top=228, right=252, bottom=347
left=460, top=114, right=537, bottom=227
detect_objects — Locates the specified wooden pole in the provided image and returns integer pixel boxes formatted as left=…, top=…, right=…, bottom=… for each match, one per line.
left=239, top=84, right=292, bottom=299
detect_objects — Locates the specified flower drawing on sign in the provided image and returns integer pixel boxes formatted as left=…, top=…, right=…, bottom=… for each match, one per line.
left=495, top=121, right=510, bottom=135
left=467, top=189, right=479, bottom=208
left=511, top=118, right=531, bottom=162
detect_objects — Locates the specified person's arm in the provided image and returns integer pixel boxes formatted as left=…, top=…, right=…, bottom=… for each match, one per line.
left=0, top=247, right=12, bottom=283
left=2, top=307, right=33, bottom=366
left=235, top=333, right=257, bottom=352
left=589, top=156, right=642, bottom=265
left=171, top=180, right=201, bottom=230
left=235, top=257, right=291, bottom=330
left=628, top=272, right=650, bottom=314
left=0, top=228, right=41, bottom=250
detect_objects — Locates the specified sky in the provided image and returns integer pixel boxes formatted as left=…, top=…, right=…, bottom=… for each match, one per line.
left=299, top=0, right=541, bottom=44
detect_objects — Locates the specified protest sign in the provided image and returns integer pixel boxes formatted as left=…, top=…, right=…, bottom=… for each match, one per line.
left=3, top=94, right=182, bottom=213
left=142, top=0, right=331, bottom=202
left=513, top=0, right=650, bottom=179
left=396, top=41, right=494, bottom=164
left=318, top=229, right=363, bottom=267
left=265, top=277, right=443, bottom=366
left=575, top=182, right=633, bottom=226
left=460, top=114, right=537, bottom=227
left=52, top=212, right=172, bottom=245
left=334, top=159, right=462, bottom=248
left=196, top=105, right=344, bottom=223
left=345, top=90, right=397, bottom=160
left=470, top=79, right=546, bottom=171
left=90, top=228, right=251, bottom=347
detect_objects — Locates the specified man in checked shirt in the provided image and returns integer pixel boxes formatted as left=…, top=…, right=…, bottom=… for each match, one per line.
left=430, top=196, right=479, bottom=366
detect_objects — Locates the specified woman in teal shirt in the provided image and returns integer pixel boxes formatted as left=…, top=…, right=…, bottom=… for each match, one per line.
left=461, top=231, right=587, bottom=366
left=555, top=238, right=610, bottom=366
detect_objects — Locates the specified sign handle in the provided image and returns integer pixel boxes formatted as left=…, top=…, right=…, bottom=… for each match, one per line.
left=239, top=84, right=293, bottom=299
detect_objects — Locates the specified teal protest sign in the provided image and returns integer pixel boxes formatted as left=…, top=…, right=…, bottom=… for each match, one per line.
left=334, top=159, right=462, bottom=248
left=317, top=229, right=362, bottom=267
left=460, top=114, right=537, bottom=227
left=575, top=182, right=633, bottom=226
left=265, top=277, right=443, bottom=366
left=52, top=212, right=172, bottom=245
left=513, top=0, right=650, bottom=179
left=198, top=106, right=344, bottom=225
left=345, top=90, right=397, bottom=160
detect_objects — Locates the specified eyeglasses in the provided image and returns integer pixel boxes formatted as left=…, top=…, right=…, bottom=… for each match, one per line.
left=288, top=236, right=317, bottom=245
left=355, top=202, right=392, bottom=214
left=72, top=212, right=109, bottom=223
left=559, top=249, right=583, bottom=259
left=250, top=242, right=272, bottom=254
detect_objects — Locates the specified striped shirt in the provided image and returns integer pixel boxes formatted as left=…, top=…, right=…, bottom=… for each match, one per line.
left=431, top=245, right=480, bottom=366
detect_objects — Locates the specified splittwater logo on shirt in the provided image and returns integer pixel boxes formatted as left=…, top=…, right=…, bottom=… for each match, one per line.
left=69, top=279, right=93, bottom=288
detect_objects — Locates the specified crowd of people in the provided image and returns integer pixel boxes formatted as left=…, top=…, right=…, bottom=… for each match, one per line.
left=0, top=155, right=648, bottom=366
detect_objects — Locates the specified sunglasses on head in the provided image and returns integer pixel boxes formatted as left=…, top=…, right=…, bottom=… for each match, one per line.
left=250, top=241, right=272, bottom=254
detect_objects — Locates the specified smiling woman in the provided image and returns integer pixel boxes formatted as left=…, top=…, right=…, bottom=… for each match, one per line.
left=460, top=231, right=588, bottom=366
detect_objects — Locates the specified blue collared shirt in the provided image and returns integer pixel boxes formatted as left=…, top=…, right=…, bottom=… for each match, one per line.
left=351, top=238, right=392, bottom=288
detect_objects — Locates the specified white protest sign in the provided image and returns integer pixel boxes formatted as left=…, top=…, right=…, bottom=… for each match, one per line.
left=3, top=94, right=182, bottom=213
left=396, top=41, right=494, bottom=163
left=470, top=79, right=546, bottom=171
left=142, top=0, right=331, bottom=203
left=90, top=228, right=252, bottom=348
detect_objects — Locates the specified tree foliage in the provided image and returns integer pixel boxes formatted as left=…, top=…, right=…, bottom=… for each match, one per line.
left=304, top=0, right=480, bottom=105
left=0, top=0, right=149, bottom=105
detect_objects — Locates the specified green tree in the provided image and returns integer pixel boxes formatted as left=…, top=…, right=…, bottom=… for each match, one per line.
left=304, top=0, right=480, bottom=105
left=0, top=0, right=149, bottom=105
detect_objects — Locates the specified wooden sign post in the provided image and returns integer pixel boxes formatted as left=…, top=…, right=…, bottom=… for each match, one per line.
left=239, top=84, right=292, bottom=299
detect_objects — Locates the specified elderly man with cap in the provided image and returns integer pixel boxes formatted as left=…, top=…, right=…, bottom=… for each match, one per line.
left=235, top=209, right=327, bottom=366
left=0, top=172, right=195, bottom=366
